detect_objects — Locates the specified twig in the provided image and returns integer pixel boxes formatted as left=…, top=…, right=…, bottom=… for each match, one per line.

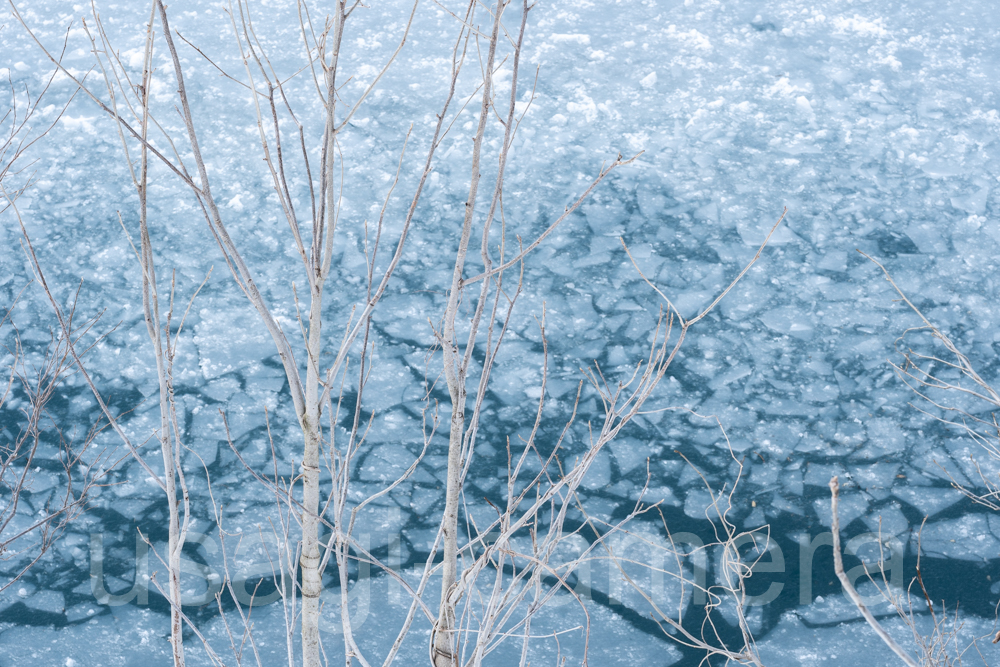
left=829, top=476, right=920, bottom=667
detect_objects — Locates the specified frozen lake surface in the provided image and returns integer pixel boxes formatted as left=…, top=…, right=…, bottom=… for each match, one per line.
left=2, top=0, right=1000, bottom=664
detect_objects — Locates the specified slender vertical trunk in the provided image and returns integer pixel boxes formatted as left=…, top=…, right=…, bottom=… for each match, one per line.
left=163, top=413, right=185, bottom=667
left=142, top=141, right=186, bottom=667
left=136, top=7, right=185, bottom=661
left=300, top=424, right=322, bottom=667
left=144, top=137, right=186, bottom=667
left=300, top=8, right=346, bottom=663
left=433, top=386, right=466, bottom=666
left=301, top=281, right=324, bottom=667
left=434, top=5, right=505, bottom=665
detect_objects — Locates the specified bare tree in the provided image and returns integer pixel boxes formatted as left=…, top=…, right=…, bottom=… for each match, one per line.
left=11, top=1, right=784, bottom=665
left=84, top=8, right=211, bottom=662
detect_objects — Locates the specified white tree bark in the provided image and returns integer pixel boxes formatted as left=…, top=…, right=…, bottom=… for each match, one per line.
left=434, top=2, right=506, bottom=662
left=79, top=5, right=191, bottom=662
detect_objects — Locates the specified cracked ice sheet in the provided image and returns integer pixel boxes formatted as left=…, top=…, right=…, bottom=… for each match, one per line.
left=3, top=0, right=1000, bottom=661
left=760, top=582, right=996, bottom=666
left=917, top=513, right=1000, bottom=562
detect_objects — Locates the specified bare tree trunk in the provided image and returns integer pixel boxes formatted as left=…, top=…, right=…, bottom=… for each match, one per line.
left=434, top=2, right=505, bottom=663
left=135, top=12, right=186, bottom=663
left=300, top=4, right=345, bottom=660
left=73, top=5, right=196, bottom=661
left=301, top=294, right=325, bottom=667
